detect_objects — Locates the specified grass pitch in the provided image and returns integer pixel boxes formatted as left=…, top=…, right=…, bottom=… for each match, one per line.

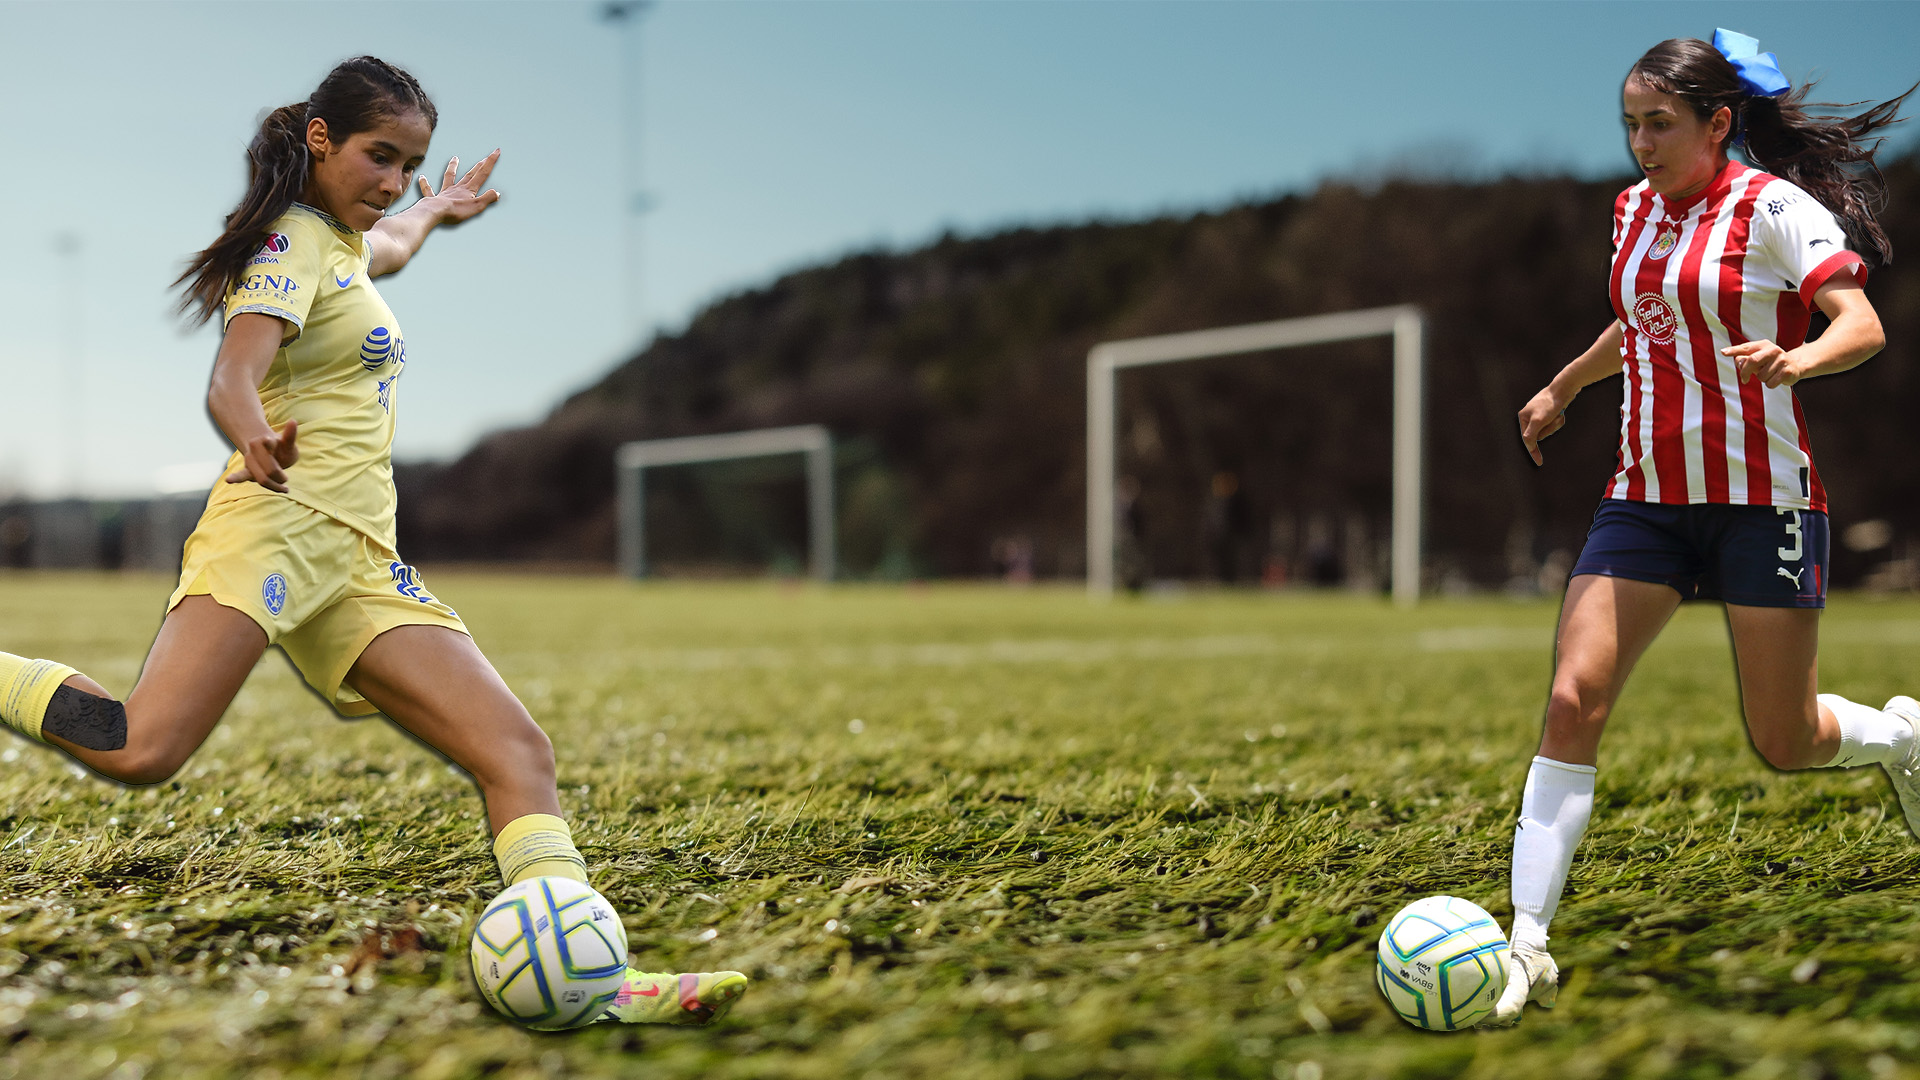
left=3, top=573, right=1920, bottom=1079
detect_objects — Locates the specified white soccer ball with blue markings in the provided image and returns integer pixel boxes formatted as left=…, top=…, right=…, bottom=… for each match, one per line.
left=1375, top=895, right=1508, bottom=1030
left=470, top=877, right=629, bottom=1029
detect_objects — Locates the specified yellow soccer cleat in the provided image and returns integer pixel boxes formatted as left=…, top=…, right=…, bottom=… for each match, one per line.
left=595, top=968, right=749, bottom=1025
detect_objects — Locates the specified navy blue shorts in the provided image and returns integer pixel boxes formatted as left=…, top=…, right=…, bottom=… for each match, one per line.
left=1570, top=500, right=1828, bottom=608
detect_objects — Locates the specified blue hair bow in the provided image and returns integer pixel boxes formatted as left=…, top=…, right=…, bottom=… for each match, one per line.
left=1714, top=28, right=1791, bottom=97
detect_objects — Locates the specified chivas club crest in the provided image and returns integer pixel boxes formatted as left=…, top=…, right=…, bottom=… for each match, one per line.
left=1647, top=221, right=1681, bottom=260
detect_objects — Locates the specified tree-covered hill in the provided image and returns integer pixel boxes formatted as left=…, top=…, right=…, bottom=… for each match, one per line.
left=395, top=159, right=1920, bottom=587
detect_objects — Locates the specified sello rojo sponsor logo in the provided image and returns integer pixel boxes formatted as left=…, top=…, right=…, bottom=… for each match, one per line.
left=1632, top=293, right=1677, bottom=345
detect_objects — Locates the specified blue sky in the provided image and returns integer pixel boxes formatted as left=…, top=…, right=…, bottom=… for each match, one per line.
left=2, top=0, right=1917, bottom=497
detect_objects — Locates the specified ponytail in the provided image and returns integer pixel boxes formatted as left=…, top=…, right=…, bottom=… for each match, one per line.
left=176, top=57, right=437, bottom=325
left=176, top=102, right=309, bottom=324
left=1629, top=36, right=1915, bottom=268
left=1739, top=85, right=1916, bottom=268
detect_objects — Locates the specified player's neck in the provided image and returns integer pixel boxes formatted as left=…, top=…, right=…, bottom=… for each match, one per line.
left=1659, top=155, right=1732, bottom=209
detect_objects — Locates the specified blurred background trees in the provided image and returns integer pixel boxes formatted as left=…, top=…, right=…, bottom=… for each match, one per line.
left=391, top=158, right=1920, bottom=587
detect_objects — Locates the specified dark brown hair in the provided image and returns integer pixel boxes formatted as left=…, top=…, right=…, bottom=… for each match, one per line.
left=177, top=56, right=437, bottom=323
left=1628, top=37, right=1914, bottom=267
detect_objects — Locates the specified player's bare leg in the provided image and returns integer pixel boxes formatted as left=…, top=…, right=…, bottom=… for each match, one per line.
left=345, top=625, right=749, bottom=1025
left=1725, top=605, right=1832, bottom=769
left=1727, top=604, right=1920, bottom=833
left=1494, top=574, right=1679, bottom=1026
left=28, top=596, right=267, bottom=784
left=343, top=623, right=560, bottom=833
left=1537, top=575, right=1682, bottom=767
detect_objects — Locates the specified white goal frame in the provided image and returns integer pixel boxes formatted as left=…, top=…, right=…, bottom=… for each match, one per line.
left=616, top=424, right=835, bottom=580
left=1086, top=305, right=1426, bottom=606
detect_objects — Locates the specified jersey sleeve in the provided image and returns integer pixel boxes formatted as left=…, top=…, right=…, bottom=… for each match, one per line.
left=224, top=216, right=323, bottom=339
left=1754, top=181, right=1866, bottom=306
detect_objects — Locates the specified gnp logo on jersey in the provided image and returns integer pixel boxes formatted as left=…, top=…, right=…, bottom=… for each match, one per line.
left=262, top=573, right=289, bottom=616
left=1632, top=293, right=1678, bottom=345
left=1647, top=222, right=1681, bottom=261
left=360, top=326, right=397, bottom=370
left=263, top=233, right=291, bottom=254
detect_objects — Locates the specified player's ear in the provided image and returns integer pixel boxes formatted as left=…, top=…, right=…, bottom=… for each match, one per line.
left=305, top=116, right=333, bottom=162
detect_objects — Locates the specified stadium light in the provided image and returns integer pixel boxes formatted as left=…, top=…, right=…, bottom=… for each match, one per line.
left=615, top=424, right=835, bottom=581
left=1086, top=305, right=1425, bottom=606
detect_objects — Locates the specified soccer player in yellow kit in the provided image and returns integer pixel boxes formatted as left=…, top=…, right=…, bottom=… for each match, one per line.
left=0, top=56, right=745, bottom=1027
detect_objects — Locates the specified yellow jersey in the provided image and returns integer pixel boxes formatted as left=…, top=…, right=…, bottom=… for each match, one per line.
left=215, top=203, right=406, bottom=548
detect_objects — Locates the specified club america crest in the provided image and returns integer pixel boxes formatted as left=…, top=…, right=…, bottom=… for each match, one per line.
left=1647, top=222, right=1680, bottom=260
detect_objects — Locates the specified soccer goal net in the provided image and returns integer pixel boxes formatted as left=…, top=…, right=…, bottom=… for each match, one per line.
left=1086, top=305, right=1426, bottom=606
left=615, top=424, right=835, bottom=580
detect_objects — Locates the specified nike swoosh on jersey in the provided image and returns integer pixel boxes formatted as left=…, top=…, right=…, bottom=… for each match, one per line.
left=335, top=272, right=356, bottom=288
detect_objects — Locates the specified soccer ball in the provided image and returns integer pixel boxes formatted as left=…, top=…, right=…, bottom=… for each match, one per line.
left=470, top=877, right=629, bottom=1030
left=1374, top=895, right=1508, bottom=1031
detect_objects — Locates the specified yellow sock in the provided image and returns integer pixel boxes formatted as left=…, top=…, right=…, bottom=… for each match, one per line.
left=0, top=652, right=78, bottom=743
left=493, top=813, right=590, bottom=886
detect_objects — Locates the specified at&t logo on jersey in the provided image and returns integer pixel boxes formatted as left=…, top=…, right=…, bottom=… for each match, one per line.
left=1632, top=293, right=1677, bottom=345
left=262, top=573, right=289, bottom=616
left=361, top=326, right=397, bottom=370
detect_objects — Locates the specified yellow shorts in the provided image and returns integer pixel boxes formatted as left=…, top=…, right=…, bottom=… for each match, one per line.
left=166, top=494, right=467, bottom=717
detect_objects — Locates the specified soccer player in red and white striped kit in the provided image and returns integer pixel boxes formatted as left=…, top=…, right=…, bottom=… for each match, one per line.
left=1501, top=30, right=1916, bottom=1024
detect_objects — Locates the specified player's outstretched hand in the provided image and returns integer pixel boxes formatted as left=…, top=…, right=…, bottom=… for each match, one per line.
left=418, top=150, right=503, bottom=227
left=225, top=420, right=300, bottom=493
left=1724, top=338, right=1803, bottom=389
left=1517, top=386, right=1570, bottom=466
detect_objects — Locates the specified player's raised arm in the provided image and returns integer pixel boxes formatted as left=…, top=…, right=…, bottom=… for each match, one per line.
left=1517, top=321, right=1625, bottom=465
left=367, top=150, right=503, bottom=277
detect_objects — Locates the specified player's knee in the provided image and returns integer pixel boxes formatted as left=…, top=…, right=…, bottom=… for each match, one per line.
left=1751, top=725, right=1819, bottom=770
left=477, top=714, right=556, bottom=788
left=516, top=721, right=556, bottom=776
left=97, top=744, right=189, bottom=787
left=1544, top=681, right=1608, bottom=736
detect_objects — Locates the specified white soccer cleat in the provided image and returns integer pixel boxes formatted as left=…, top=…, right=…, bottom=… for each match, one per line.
left=1489, top=942, right=1558, bottom=1026
left=1879, top=696, right=1920, bottom=840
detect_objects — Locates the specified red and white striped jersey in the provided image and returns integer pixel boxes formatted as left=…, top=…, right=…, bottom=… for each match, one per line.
left=1606, top=160, right=1865, bottom=511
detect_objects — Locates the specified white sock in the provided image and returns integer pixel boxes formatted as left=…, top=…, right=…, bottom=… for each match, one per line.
left=1817, top=694, right=1916, bottom=768
left=1510, top=755, right=1596, bottom=952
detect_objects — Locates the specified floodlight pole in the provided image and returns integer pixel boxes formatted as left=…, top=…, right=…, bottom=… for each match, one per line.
left=1086, top=305, right=1426, bottom=606
left=602, top=1, right=654, bottom=339
left=55, top=232, right=84, bottom=494
left=616, top=424, right=835, bottom=581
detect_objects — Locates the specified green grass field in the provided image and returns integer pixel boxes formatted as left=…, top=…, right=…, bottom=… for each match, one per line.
left=3, top=572, right=1920, bottom=1079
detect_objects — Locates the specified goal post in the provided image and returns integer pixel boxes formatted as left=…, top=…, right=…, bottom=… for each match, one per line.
left=616, top=424, right=835, bottom=580
left=1086, top=305, right=1426, bottom=606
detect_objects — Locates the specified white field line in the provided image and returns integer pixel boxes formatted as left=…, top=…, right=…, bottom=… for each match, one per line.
left=1413, top=618, right=1920, bottom=654
left=502, top=619, right=1920, bottom=673
left=600, top=634, right=1294, bottom=671
left=1414, top=627, right=1553, bottom=653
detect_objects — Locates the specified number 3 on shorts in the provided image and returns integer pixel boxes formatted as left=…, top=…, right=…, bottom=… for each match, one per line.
left=1777, top=508, right=1803, bottom=562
